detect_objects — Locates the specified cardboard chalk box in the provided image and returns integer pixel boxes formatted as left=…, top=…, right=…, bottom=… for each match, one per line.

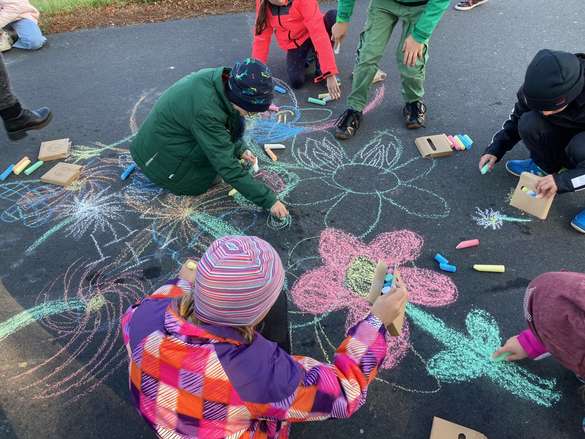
left=429, top=417, right=487, bottom=439
left=509, top=172, right=555, bottom=220
left=415, top=134, right=453, bottom=158
left=40, top=162, right=82, bottom=187
left=38, top=138, right=71, bottom=162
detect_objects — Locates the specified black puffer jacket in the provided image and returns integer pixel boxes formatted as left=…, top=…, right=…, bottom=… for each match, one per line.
left=485, top=53, right=585, bottom=192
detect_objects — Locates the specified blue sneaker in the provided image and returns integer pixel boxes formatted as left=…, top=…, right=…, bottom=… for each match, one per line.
left=571, top=209, right=585, bottom=234
left=505, top=159, right=548, bottom=177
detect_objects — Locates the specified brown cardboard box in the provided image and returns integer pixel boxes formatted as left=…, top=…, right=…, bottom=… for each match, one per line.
left=429, top=417, right=487, bottom=439
left=415, top=134, right=453, bottom=158
left=40, top=163, right=82, bottom=187
left=509, top=172, right=555, bottom=220
left=38, top=138, right=71, bottom=162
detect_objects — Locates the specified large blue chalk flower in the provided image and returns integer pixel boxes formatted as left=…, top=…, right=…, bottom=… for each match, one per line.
left=288, top=131, right=450, bottom=237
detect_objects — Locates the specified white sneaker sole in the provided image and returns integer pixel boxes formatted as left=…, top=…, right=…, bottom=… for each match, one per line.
left=571, top=221, right=585, bottom=234
left=455, top=0, right=488, bottom=10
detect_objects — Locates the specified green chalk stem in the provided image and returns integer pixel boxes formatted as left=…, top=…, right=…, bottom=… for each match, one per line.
left=481, top=164, right=490, bottom=175
left=494, top=352, right=512, bottom=362
left=24, top=160, right=44, bottom=175
left=308, top=97, right=326, bottom=106
left=406, top=304, right=561, bottom=407
left=0, top=299, right=86, bottom=343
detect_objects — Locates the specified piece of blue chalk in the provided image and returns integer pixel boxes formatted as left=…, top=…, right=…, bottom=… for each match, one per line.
left=462, top=134, right=473, bottom=148
left=274, top=85, right=286, bottom=94
left=456, top=135, right=471, bottom=149
left=384, top=274, right=394, bottom=283
left=439, top=263, right=457, bottom=273
left=382, top=286, right=392, bottom=295
left=0, top=164, right=14, bottom=181
left=434, top=253, right=449, bottom=265
left=121, top=163, right=137, bottom=180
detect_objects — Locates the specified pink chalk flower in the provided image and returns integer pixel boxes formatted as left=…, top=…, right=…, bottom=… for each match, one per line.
left=290, top=228, right=458, bottom=369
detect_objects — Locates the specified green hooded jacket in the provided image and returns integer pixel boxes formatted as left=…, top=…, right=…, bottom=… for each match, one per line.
left=336, top=0, right=449, bottom=44
left=130, top=67, right=277, bottom=210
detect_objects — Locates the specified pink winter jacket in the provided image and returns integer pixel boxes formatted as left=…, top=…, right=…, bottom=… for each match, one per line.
left=0, top=0, right=40, bottom=28
left=252, top=0, right=338, bottom=82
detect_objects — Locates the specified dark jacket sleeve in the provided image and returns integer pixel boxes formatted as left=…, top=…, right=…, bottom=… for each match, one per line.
left=554, top=168, right=585, bottom=193
left=191, top=114, right=277, bottom=209
left=485, top=89, right=530, bottom=161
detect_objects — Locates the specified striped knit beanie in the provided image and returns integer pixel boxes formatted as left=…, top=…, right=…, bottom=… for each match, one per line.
left=193, top=236, right=285, bottom=327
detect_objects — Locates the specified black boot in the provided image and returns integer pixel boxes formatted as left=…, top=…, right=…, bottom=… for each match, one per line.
left=3, top=107, right=52, bottom=140
left=403, top=101, right=426, bottom=129
left=335, top=109, right=363, bottom=140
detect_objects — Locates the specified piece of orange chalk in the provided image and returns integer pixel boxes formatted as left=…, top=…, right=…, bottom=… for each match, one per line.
left=456, top=239, right=480, bottom=249
left=264, top=147, right=278, bottom=162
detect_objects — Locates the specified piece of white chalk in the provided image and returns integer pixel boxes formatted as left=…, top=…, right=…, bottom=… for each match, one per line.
left=334, top=41, right=341, bottom=54
left=264, top=143, right=286, bottom=150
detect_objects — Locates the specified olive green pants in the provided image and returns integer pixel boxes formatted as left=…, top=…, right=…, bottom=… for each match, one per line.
left=347, top=0, right=429, bottom=111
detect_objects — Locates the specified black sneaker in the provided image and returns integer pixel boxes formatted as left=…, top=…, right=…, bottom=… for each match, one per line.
left=4, top=107, right=52, bottom=140
left=403, top=101, right=426, bottom=129
left=335, top=109, right=362, bottom=140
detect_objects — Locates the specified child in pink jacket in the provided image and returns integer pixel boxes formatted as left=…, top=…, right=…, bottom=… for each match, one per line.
left=122, top=235, right=408, bottom=438
left=0, top=0, right=46, bottom=50
left=494, top=271, right=585, bottom=379
left=252, top=0, right=341, bottom=100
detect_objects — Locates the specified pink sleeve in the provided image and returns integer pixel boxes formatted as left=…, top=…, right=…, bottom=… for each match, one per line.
left=517, top=328, right=548, bottom=359
left=300, top=1, right=339, bottom=81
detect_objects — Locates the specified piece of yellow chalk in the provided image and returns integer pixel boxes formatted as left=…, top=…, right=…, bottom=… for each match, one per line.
left=13, top=156, right=31, bottom=175
left=228, top=188, right=238, bottom=197
left=473, top=264, right=505, bottom=273
left=186, top=260, right=197, bottom=270
left=318, top=93, right=331, bottom=100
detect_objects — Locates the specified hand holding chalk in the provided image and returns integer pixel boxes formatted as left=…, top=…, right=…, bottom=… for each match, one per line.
left=479, top=154, right=497, bottom=174
left=492, top=335, right=528, bottom=362
left=178, top=259, right=198, bottom=283
left=270, top=200, right=289, bottom=219
left=372, top=285, right=408, bottom=328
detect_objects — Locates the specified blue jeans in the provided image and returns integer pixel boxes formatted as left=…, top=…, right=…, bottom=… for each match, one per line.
left=11, top=18, right=46, bottom=50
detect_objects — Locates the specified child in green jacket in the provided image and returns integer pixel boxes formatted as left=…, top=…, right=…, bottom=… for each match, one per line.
left=333, top=0, right=450, bottom=138
left=130, top=58, right=289, bottom=218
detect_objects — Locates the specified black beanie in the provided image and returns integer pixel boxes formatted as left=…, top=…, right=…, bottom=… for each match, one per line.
left=225, top=58, right=274, bottom=113
left=523, top=49, right=584, bottom=111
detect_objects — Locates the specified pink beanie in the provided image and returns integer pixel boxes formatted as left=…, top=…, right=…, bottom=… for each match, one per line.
left=193, top=236, right=285, bottom=327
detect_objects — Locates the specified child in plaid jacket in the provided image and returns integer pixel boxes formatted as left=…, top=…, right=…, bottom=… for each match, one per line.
left=122, top=236, right=407, bottom=438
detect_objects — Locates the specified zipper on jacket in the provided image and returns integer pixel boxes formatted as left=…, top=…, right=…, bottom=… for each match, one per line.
left=145, top=152, right=158, bottom=167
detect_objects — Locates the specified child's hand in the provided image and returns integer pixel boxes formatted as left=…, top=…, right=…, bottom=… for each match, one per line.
left=241, top=149, right=257, bottom=165
left=326, top=75, right=341, bottom=100
left=372, top=286, right=408, bottom=327
left=331, top=22, right=349, bottom=46
left=270, top=200, right=289, bottom=219
left=178, top=259, right=197, bottom=283
left=402, top=35, right=424, bottom=67
left=479, top=154, right=498, bottom=172
left=535, top=175, right=558, bottom=198
left=493, top=335, right=528, bottom=361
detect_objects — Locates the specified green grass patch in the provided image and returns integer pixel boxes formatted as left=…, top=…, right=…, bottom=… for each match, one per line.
left=32, top=0, right=130, bottom=15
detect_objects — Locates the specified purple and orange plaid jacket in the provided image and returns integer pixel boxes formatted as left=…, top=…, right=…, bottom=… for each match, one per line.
left=121, top=278, right=389, bottom=439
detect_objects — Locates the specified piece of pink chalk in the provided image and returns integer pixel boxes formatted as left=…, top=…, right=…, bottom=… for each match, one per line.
left=269, top=104, right=280, bottom=112
left=456, top=239, right=480, bottom=249
left=447, top=135, right=457, bottom=150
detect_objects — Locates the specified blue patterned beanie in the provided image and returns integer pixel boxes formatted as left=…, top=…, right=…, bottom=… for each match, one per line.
left=226, top=58, right=274, bottom=113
